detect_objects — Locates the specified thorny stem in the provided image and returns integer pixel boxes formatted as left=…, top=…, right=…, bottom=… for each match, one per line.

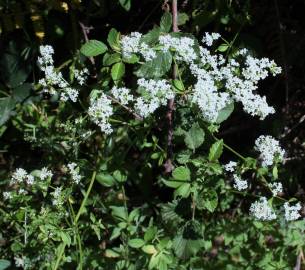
left=164, top=0, right=178, bottom=173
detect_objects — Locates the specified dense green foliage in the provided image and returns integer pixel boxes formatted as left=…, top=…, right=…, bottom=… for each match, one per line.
left=1, top=1, right=305, bottom=269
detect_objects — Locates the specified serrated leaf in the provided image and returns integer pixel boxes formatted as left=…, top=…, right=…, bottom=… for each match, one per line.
left=160, top=12, right=172, bottom=32
left=208, top=140, right=223, bottom=162
left=202, top=190, right=218, bottom=212
left=0, top=97, right=16, bottom=126
left=80, top=40, right=107, bottom=57
left=184, top=123, right=205, bottom=151
left=141, top=27, right=161, bottom=44
left=135, top=51, right=172, bottom=78
left=128, top=238, right=145, bottom=248
left=110, top=206, right=128, bottom=221
left=178, top=13, right=189, bottom=26
left=111, top=62, right=125, bottom=81
left=144, top=227, right=157, bottom=242
left=103, top=53, right=121, bottom=66
left=107, top=28, right=121, bottom=51
left=216, top=103, right=234, bottom=123
left=174, top=183, right=191, bottom=198
left=162, top=179, right=184, bottom=188
left=172, top=166, right=190, bottom=181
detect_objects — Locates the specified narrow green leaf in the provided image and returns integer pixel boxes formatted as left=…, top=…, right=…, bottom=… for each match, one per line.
left=208, top=140, right=224, bottom=162
left=217, top=43, right=229, bottom=52
left=80, top=40, right=108, bottom=57
left=142, top=245, right=157, bottom=254
left=111, top=62, right=125, bottom=81
left=96, top=173, right=116, bottom=187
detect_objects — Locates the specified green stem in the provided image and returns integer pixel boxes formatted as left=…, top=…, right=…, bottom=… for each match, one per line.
left=53, top=169, right=98, bottom=270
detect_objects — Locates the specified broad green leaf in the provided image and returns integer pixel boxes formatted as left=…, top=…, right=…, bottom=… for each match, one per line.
left=178, top=13, right=189, bottom=26
left=113, top=170, right=127, bottom=183
left=160, top=12, right=172, bottom=32
left=12, top=83, right=32, bottom=102
left=142, top=245, right=157, bottom=254
left=0, top=260, right=11, bottom=270
left=128, top=238, right=145, bottom=248
left=0, top=97, right=16, bottom=126
left=122, top=53, right=139, bottom=64
left=110, top=206, right=128, bottom=221
left=107, top=28, right=121, bottom=51
left=80, top=40, right=107, bottom=57
left=174, top=183, right=191, bottom=198
left=202, top=190, right=218, bottom=212
left=172, top=166, right=190, bottom=181
left=184, top=123, right=205, bottom=151
left=103, top=53, right=121, bottom=66
left=119, top=0, right=131, bottom=11
left=208, top=139, right=223, bottom=162
left=96, top=173, right=116, bottom=187
left=111, top=62, right=125, bottom=81
left=141, top=27, right=161, bottom=44
left=144, top=227, right=157, bottom=242
left=135, top=51, right=172, bottom=78
left=216, top=103, right=234, bottom=123
left=0, top=41, right=32, bottom=88
left=172, top=79, right=184, bottom=92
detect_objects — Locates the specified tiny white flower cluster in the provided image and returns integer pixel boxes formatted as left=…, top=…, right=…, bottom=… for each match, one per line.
left=249, top=197, right=277, bottom=221
left=67, top=163, right=81, bottom=184
left=202, top=32, right=221, bottom=46
left=11, top=168, right=34, bottom=186
left=270, top=182, right=283, bottom=196
left=233, top=174, right=248, bottom=191
left=283, top=202, right=302, bottom=221
left=74, top=68, right=89, bottom=85
left=88, top=93, right=113, bottom=134
left=135, top=78, right=174, bottom=117
left=121, top=32, right=156, bottom=61
left=39, top=167, right=53, bottom=181
left=224, top=161, right=237, bottom=172
left=38, top=45, right=86, bottom=102
left=111, top=86, right=134, bottom=105
left=52, top=187, right=63, bottom=207
left=254, top=135, right=285, bottom=167
left=159, top=34, right=197, bottom=63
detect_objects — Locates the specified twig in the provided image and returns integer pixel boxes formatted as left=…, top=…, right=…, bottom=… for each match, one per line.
left=79, top=22, right=97, bottom=76
left=294, top=251, right=302, bottom=270
left=164, top=0, right=179, bottom=174
left=106, top=95, right=143, bottom=120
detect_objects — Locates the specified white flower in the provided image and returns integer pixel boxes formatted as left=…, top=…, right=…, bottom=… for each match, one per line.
left=67, top=163, right=82, bottom=184
left=249, top=197, right=276, bottom=221
left=283, top=202, right=301, bottom=221
left=135, top=78, right=174, bottom=117
left=233, top=174, right=248, bottom=191
left=3, top=191, right=12, bottom=200
left=159, top=35, right=197, bottom=63
left=74, top=68, right=89, bottom=85
left=254, top=135, right=285, bottom=167
left=40, top=167, right=53, bottom=181
left=38, top=45, right=54, bottom=66
left=52, top=187, right=63, bottom=206
left=224, top=161, right=237, bottom=172
left=202, top=32, right=221, bottom=46
left=111, top=86, right=134, bottom=105
left=121, top=32, right=142, bottom=58
left=88, top=93, right=113, bottom=134
left=11, top=168, right=28, bottom=184
left=60, top=88, right=79, bottom=102
left=19, top=188, right=27, bottom=195
left=270, top=182, right=283, bottom=196
left=14, top=256, right=26, bottom=268
left=140, top=43, right=157, bottom=61
left=26, top=175, right=34, bottom=185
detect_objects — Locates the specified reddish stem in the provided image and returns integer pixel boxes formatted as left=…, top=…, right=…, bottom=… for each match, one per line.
left=164, top=0, right=178, bottom=173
